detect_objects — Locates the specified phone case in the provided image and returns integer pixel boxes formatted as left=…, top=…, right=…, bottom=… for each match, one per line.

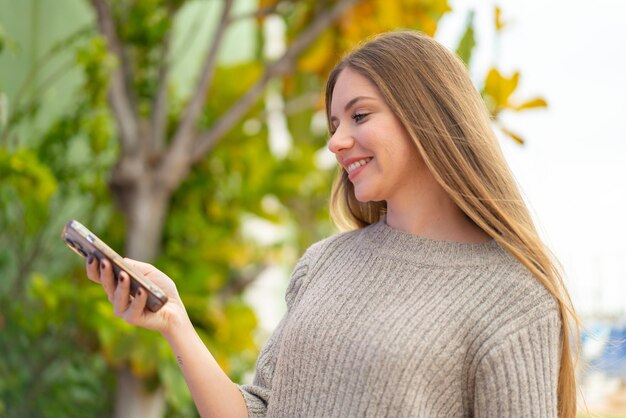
left=61, top=220, right=168, bottom=312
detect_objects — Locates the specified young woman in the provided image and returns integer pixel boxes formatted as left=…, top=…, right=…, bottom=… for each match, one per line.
left=87, top=31, right=578, bottom=417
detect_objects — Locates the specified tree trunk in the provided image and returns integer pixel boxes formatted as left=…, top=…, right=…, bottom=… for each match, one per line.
left=93, top=1, right=361, bottom=414
left=112, top=176, right=172, bottom=418
left=113, top=368, right=166, bottom=418
left=124, top=178, right=170, bottom=261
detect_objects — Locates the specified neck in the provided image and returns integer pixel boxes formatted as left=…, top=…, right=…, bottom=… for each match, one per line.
left=385, top=174, right=490, bottom=244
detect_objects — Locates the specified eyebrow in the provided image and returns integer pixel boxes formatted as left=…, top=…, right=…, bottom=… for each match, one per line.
left=343, top=96, right=376, bottom=112
left=330, top=96, right=377, bottom=123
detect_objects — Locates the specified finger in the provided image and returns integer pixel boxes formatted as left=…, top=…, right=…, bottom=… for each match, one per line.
left=85, top=254, right=100, bottom=283
left=123, top=258, right=155, bottom=275
left=100, top=259, right=117, bottom=300
left=113, top=271, right=131, bottom=317
left=124, top=286, right=148, bottom=324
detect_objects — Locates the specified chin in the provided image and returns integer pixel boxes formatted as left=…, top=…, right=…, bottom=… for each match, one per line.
left=353, top=187, right=379, bottom=203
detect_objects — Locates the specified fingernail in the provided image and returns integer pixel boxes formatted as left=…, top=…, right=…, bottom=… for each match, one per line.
left=87, top=254, right=94, bottom=264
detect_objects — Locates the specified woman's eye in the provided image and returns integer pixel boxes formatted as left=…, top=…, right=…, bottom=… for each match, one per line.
left=352, top=113, right=368, bottom=123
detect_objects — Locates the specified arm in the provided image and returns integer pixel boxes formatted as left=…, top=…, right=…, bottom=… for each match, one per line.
left=86, top=256, right=248, bottom=418
left=163, top=316, right=248, bottom=418
left=473, top=311, right=562, bottom=418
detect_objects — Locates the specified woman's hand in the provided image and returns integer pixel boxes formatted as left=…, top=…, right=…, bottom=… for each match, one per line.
left=85, top=256, right=190, bottom=336
left=86, top=255, right=249, bottom=417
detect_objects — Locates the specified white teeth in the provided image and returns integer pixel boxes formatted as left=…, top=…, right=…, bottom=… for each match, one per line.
left=347, top=158, right=372, bottom=174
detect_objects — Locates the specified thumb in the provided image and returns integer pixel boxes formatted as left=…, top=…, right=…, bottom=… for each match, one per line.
left=123, top=257, right=158, bottom=275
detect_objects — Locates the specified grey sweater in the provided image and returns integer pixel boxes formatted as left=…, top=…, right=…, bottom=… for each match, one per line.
left=239, top=221, right=561, bottom=417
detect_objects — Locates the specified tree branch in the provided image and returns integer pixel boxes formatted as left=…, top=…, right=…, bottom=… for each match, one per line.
left=9, top=26, right=91, bottom=120
left=168, top=0, right=235, bottom=157
left=157, top=0, right=360, bottom=191
left=170, top=10, right=206, bottom=71
left=90, top=0, right=138, bottom=152
left=9, top=223, right=46, bottom=299
left=258, top=91, right=321, bottom=120
left=227, top=0, right=285, bottom=23
left=219, top=264, right=267, bottom=302
left=4, top=57, right=75, bottom=138
left=25, top=59, right=76, bottom=105
left=191, top=0, right=360, bottom=163
left=151, top=36, right=171, bottom=157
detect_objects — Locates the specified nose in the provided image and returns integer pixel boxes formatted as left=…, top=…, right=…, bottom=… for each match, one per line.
left=327, top=125, right=354, bottom=155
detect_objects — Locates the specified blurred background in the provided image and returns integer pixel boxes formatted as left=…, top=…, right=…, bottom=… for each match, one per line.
left=0, top=0, right=624, bottom=417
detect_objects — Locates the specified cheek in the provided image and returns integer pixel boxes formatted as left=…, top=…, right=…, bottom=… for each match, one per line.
left=393, top=138, right=423, bottom=175
left=381, top=132, right=415, bottom=159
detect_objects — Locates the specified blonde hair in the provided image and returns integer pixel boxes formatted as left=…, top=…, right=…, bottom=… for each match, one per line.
left=325, top=31, right=579, bottom=418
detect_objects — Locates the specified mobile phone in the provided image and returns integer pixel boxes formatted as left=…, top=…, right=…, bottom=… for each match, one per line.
left=61, top=219, right=168, bottom=312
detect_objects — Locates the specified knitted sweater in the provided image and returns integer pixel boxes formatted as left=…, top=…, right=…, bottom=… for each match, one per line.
left=239, top=221, right=561, bottom=417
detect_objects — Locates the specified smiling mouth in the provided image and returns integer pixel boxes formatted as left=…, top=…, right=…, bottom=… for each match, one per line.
left=347, top=158, right=372, bottom=174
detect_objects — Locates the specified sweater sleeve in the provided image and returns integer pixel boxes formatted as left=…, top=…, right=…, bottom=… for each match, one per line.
left=473, top=310, right=562, bottom=418
left=237, top=245, right=318, bottom=417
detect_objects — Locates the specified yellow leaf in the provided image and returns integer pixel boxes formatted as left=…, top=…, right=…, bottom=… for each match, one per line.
left=258, top=0, right=278, bottom=8
left=500, top=127, right=525, bottom=145
left=495, top=6, right=506, bottom=31
left=215, top=353, right=230, bottom=374
left=298, top=30, right=335, bottom=75
left=415, top=14, right=439, bottom=36
left=513, top=97, right=548, bottom=111
left=404, top=0, right=451, bottom=15
left=339, top=1, right=375, bottom=44
left=376, top=0, right=402, bottom=29
left=432, top=0, right=453, bottom=15
left=256, top=0, right=281, bottom=23
left=484, top=67, right=519, bottom=109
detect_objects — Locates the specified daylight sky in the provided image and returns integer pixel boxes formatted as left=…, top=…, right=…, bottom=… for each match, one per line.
left=436, top=0, right=626, bottom=317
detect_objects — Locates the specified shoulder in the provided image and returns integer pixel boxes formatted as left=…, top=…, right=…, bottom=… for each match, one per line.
left=284, top=227, right=362, bottom=307
left=467, top=249, right=561, bottom=358
left=471, top=304, right=561, bottom=416
left=296, top=227, right=364, bottom=271
left=464, top=253, right=562, bottom=403
left=486, top=250, right=559, bottom=321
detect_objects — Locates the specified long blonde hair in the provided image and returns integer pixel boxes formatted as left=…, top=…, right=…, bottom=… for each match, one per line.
left=325, top=31, right=579, bottom=418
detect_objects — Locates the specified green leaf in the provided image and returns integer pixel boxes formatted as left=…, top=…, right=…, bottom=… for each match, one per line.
left=455, top=11, right=476, bottom=66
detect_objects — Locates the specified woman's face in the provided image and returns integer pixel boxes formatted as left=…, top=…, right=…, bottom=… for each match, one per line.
left=328, top=67, right=426, bottom=208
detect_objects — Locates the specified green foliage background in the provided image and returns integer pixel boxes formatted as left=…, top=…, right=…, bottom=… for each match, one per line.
left=0, top=0, right=544, bottom=416
left=0, top=1, right=334, bottom=415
